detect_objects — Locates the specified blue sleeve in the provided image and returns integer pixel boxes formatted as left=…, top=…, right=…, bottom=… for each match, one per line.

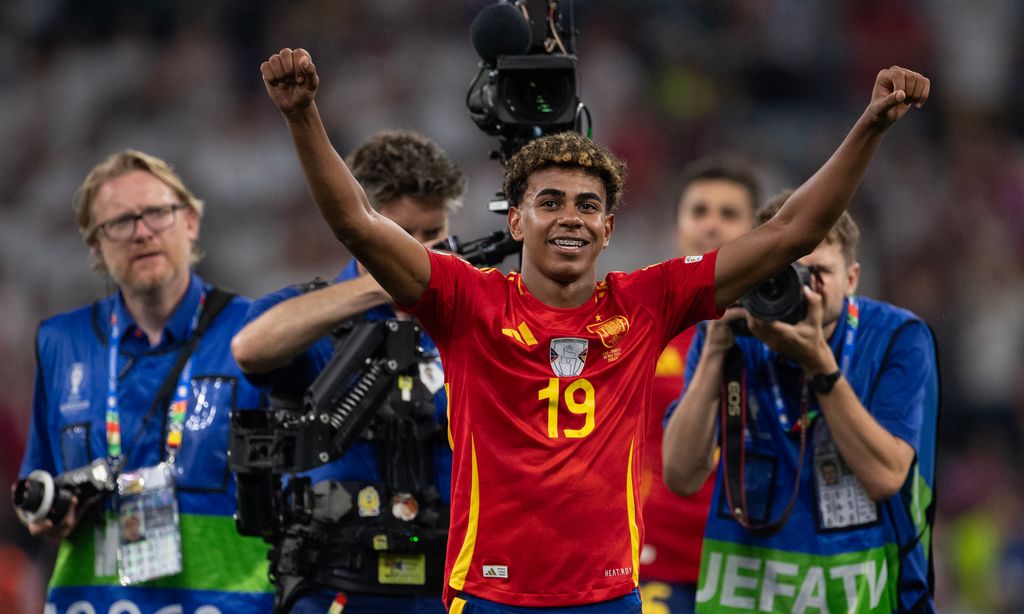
left=19, top=334, right=57, bottom=478
left=867, top=320, right=937, bottom=454
left=241, top=285, right=334, bottom=394
left=663, top=322, right=708, bottom=426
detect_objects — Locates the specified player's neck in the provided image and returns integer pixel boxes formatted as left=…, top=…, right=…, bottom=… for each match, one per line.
left=120, top=276, right=190, bottom=347
left=520, top=267, right=597, bottom=309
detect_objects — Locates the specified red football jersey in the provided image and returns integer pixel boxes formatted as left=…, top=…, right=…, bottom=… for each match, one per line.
left=638, top=327, right=716, bottom=584
left=405, top=248, right=720, bottom=607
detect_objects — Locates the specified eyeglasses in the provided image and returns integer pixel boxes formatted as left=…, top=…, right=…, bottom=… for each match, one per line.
left=91, top=203, right=188, bottom=243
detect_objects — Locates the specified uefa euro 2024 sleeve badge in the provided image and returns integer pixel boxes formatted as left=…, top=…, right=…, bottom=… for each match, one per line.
left=549, top=338, right=589, bottom=377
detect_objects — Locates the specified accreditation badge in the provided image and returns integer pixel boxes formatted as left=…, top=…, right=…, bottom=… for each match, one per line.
left=378, top=553, right=426, bottom=585
left=114, top=462, right=183, bottom=585
left=813, top=421, right=878, bottom=529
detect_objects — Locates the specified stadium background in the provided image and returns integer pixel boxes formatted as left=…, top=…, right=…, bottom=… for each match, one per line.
left=0, top=1, right=1021, bottom=611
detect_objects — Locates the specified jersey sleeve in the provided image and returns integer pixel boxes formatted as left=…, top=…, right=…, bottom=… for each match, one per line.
left=866, top=320, right=938, bottom=454
left=19, top=328, right=57, bottom=478
left=240, top=285, right=334, bottom=394
left=399, top=249, right=480, bottom=348
left=631, top=251, right=722, bottom=344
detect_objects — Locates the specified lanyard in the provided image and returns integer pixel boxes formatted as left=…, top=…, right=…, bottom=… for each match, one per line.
left=105, top=291, right=206, bottom=464
left=765, top=296, right=860, bottom=432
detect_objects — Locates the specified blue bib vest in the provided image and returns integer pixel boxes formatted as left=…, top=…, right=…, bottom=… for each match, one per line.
left=682, top=297, right=938, bottom=613
left=20, top=274, right=274, bottom=614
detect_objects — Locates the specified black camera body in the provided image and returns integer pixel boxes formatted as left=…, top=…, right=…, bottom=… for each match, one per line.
left=732, top=262, right=812, bottom=335
left=467, top=0, right=583, bottom=165
left=13, top=458, right=116, bottom=525
left=431, top=231, right=522, bottom=268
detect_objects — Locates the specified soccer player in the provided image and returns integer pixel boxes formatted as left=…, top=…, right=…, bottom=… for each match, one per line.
left=260, top=47, right=929, bottom=611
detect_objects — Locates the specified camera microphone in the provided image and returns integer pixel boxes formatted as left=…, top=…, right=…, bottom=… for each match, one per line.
left=471, top=2, right=532, bottom=65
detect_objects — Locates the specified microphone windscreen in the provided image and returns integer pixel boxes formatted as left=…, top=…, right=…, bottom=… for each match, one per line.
left=471, top=3, right=532, bottom=65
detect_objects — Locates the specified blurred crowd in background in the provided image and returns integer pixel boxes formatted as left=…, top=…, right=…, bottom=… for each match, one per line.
left=0, top=1, right=1021, bottom=612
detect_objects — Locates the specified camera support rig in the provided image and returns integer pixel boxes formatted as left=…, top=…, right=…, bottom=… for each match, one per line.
left=467, top=0, right=586, bottom=168
left=229, top=319, right=422, bottom=538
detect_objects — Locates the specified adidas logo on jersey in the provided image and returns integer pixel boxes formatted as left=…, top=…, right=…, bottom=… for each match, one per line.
left=482, top=565, right=508, bottom=579
left=502, top=322, right=538, bottom=347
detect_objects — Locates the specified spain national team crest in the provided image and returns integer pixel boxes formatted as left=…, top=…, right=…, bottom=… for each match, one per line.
left=586, top=315, right=630, bottom=348
left=549, top=337, right=589, bottom=377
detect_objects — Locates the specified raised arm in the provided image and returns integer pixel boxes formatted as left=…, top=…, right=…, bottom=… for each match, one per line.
left=713, top=67, right=930, bottom=309
left=231, top=275, right=390, bottom=374
left=262, top=48, right=430, bottom=306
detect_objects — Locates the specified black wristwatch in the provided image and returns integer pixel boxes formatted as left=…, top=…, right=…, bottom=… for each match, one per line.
left=808, top=370, right=842, bottom=394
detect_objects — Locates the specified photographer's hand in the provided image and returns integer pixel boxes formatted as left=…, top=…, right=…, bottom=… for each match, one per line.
left=751, top=287, right=917, bottom=501
left=747, top=287, right=837, bottom=376
left=15, top=492, right=95, bottom=542
left=703, top=307, right=746, bottom=357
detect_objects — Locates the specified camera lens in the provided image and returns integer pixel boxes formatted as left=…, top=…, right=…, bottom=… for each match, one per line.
left=12, top=479, right=45, bottom=513
left=759, top=279, right=784, bottom=300
left=12, top=470, right=74, bottom=524
left=740, top=263, right=811, bottom=324
left=503, top=73, right=574, bottom=123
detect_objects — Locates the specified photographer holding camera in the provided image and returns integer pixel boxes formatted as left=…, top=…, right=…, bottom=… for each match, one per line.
left=261, top=44, right=927, bottom=612
left=662, top=193, right=939, bottom=612
left=14, top=150, right=273, bottom=613
left=230, top=130, right=465, bottom=613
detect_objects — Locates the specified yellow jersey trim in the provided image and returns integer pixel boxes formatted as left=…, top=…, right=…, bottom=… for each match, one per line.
left=502, top=328, right=524, bottom=343
left=445, top=383, right=454, bottom=451
left=626, top=438, right=641, bottom=587
left=517, top=322, right=538, bottom=346
left=449, top=436, right=480, bottom=590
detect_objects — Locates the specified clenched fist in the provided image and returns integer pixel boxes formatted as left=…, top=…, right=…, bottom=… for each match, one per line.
left=865, top=66, right=930, bottom=129
left=261, top=48, right=320, bottom=116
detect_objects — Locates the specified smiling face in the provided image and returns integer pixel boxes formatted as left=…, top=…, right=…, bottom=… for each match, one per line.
left=507, top=167, right=614, bottom=286
left=89, top=170, right=198, bottom=298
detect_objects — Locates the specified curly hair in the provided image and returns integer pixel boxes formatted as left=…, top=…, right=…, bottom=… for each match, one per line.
left=503, top=132, right=626, bottom=211
left=345, top=130, right=466, bottom=211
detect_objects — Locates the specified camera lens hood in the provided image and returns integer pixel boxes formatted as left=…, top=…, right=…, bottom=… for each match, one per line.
left=13, top=469, right=56, bottom=524
left=740, top=262, right=810, bottom=323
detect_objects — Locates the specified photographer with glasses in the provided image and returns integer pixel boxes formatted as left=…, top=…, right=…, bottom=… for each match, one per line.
left=15, top=150, right=273, bottom=613
left=662, top=193, right=939, bottom=612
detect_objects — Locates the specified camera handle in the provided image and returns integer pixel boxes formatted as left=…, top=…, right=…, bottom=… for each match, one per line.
left=433, top=230, right=522, bottom=268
